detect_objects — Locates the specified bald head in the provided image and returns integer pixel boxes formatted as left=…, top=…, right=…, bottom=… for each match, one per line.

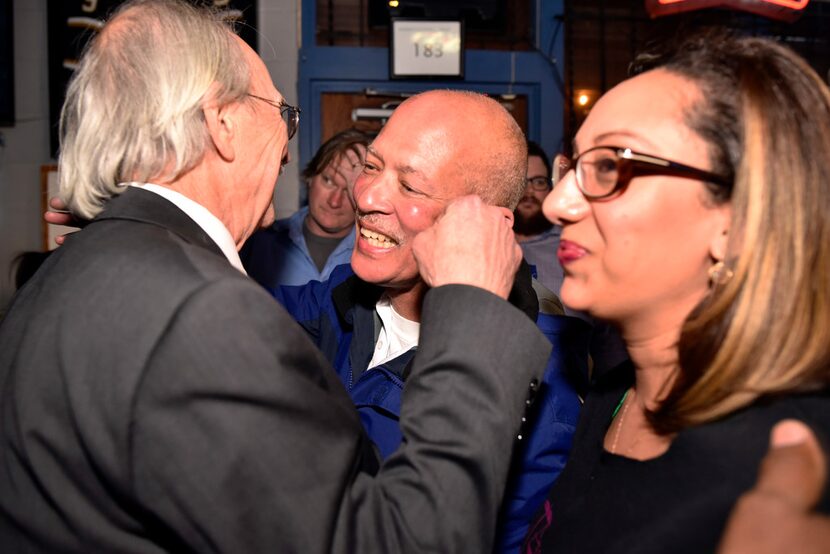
left=390, top=90, right=528, bottom=209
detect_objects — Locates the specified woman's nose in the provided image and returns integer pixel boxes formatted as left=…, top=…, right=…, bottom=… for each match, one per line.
left=543, top=170, right=590, bottom=225
left=352, top=172, right=391, bottom=214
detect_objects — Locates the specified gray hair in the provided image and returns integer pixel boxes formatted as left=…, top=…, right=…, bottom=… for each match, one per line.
left=58, top=0, right=250, bottom=219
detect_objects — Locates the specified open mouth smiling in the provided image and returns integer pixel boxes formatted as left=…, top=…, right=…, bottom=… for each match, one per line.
left=359, top=225, right=398, bottom=249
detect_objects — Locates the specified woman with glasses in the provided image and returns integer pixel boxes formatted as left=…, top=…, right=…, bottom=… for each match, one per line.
left=523, top=32, right=830, bottom=553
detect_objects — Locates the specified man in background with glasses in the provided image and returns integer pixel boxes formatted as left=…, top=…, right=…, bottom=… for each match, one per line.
left=515, top=141, right=556, bottom=242
left=514, top=141, right=563, bottom=295
left=0, top=1, right=551, bottom=553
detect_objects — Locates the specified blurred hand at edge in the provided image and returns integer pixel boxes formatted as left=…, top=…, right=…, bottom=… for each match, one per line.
left=44, top=196, right=84, bottom=245
left=718, top=419, right=830, bottom=554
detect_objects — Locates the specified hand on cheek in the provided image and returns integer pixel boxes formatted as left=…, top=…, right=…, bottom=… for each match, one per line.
left=412, top=195, right=521, bottom=299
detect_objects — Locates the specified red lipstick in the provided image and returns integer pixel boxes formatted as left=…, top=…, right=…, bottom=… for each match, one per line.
left=557, top=239, right=587, bottom=265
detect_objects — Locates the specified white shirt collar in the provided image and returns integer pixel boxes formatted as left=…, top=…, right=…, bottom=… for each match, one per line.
left=125, top=182, right=247, bottom=275
left=368, top=296, right=420, bottom=369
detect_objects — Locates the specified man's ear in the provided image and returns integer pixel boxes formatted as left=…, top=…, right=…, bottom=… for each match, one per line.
left=203, top=83, right=237, bottom=162
left=499, top=206, right=515, bottom=227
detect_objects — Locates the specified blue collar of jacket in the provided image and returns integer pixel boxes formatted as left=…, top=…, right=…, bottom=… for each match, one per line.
left=327, top=260, right=539, bottom=383
left=331, top=259, right=539, bottom=330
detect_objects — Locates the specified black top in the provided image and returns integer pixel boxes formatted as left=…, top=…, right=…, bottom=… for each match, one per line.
left=525, top=361, right=830, bottom=554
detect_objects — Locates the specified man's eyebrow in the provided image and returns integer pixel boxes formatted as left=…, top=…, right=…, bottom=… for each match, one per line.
left=366, top=146, right=426, bottom=180
left=366, top=146, right=384, bottom=164
left=397, top=164, right=425, bottom=179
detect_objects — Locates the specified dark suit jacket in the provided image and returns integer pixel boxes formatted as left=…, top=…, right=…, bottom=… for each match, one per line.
left=0, top=188, right=551, bottom=553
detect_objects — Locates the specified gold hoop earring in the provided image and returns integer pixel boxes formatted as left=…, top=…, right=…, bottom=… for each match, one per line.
left=708, top=260, right=734, bottom=287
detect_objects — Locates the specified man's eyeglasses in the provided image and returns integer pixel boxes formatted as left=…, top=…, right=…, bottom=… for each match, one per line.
left=525, top=176, right=553, bottom=192
left=247, top=94, right=301, bottom=140
left=553, top=146, right=731, bottom=200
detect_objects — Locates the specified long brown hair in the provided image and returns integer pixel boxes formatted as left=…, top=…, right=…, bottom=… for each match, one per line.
left=633, top=32, right=830, bottom=434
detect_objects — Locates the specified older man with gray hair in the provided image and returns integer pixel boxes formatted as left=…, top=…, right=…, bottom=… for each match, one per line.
left=0, top=1, right=549, bottom=552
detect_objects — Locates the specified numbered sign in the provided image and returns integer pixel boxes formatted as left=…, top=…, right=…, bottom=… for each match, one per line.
left=390, top=19, right=464, bottom=79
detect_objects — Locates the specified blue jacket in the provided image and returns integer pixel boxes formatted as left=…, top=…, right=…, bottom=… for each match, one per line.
left=240, top=206, right=355, bottom=287
left=272, top=264, right=589, bottom=553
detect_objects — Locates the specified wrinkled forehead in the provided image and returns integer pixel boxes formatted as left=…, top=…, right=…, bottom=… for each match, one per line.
left=371, top=115, right=466, bottom=188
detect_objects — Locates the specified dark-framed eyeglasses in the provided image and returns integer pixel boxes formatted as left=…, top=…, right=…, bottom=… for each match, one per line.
left=247, top=93, right=301, bottom=140
left=525, top=176, right=553, bottom=192
left=553, top=146, right=731, bottom=200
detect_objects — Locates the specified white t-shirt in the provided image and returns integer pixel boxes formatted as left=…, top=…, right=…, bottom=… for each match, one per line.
left=368, top=296, right=421, bottom=369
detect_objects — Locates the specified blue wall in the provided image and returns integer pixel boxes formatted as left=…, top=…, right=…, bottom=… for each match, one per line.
left=298, top=0, right=566, bottom=164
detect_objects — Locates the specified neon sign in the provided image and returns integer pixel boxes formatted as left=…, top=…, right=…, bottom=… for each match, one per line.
left=645, top=0, right=810, bottom=21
